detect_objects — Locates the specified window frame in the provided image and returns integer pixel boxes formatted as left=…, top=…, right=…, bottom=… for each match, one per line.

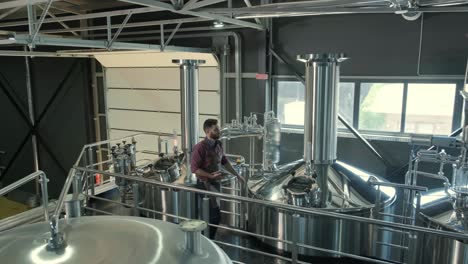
left=274, top=76, right=464, bottom=139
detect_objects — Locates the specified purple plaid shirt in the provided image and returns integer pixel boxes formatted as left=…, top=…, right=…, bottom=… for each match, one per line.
left=191, top=138, right=228, bottom=182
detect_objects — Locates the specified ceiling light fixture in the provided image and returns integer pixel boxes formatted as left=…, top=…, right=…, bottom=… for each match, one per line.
left=213, top=20, right=225, bottom=29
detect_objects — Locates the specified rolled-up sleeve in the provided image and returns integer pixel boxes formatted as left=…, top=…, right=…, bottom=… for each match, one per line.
left=221, top=154, right=228, bottom=165
left=191, top=144, right=204, bottom=173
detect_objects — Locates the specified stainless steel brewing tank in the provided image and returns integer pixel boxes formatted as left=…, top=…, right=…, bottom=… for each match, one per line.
left=0, top=216, right=232, bottom=264
left=417, top=188, right=468, bottom=264
left=140, top=161, right=198, bottom=223
left=247, top=159, right=396, bottom=257
left=141, top=158, right=245, bottom=224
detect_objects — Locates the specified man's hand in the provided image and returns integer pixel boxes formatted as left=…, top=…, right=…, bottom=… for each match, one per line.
left=211, top=171, right=224, bottom=180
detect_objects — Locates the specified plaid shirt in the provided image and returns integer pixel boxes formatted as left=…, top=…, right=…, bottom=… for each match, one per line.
left=191, top=138, right=228, bottom=182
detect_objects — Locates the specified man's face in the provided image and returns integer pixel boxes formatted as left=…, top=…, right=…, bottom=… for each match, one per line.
left=206, top=125, right=220, bottom=140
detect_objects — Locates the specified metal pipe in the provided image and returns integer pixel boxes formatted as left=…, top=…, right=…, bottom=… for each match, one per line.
left=368, top=178, right=428, bottom=192
left=337, top=115, right=390, bottom=167
left=202, top=197, right=210, bottom=237
left=159, top=24, right=164, bottom=51
left=291, top=214, right=300, bottom=264
left=30, top=0, right=53, bottom=44
left=220, top=43, right=229, bottom=125
left=173, top=59, right=205, bottom=185
left=39, top=173, right=49, bottom=221
left=151, top=185, right=156, bottom=219
left=76, top=166, right=468, bottom=241
left=64, top=193, right=83, bottom=218
left=271, top=48, right=389, bottom=168
left=180, top=220, right=206, bottom=255
left=24, top=46, right=41, bottom=197
left=132, top=183, right=139, bottom=216
left=90, top=60, right=103, bottom=170
left=87, top=147, right=95, bottom=196
left=0, top=170, right=44, bottom=196
left=298, top=53, right=347, bottom=207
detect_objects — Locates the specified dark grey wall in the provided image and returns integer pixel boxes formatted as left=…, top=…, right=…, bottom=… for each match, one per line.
left=226, top=13, right=468, bottom=189
left=274, top=13, right=468, bottom=76
left=0, top=55, right=93, bottom=198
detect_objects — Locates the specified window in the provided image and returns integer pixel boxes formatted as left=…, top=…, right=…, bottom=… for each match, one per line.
left=359, top=83, right=404, bottom=132
left=277, top=81, right=304, bottom=126
left=275, top=78, right=460, bottom=138
left=405, top=83, right=456, bottom=135
left=277, top=80, right=355, bottom=127
left=338, top=82, right=355, bottom=128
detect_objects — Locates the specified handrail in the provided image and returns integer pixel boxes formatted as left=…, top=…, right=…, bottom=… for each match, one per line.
left=368, top=177, right=428, bottom=192
left=389, top=127, right=463, bottom=177
left=338, top=115, right=391, bottom=168
left=0, top=170, right=49, bottom=221
left=74, top=166, right=468, bottom=241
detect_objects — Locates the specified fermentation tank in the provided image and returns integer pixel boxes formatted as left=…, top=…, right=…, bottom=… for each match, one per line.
left=418, top=188, right=468, bottom=264
left=413, top=73, right=468, bottom=264
left=0, top=216, right=232, bottom=264
left=247, top=53, right=396, bottom=257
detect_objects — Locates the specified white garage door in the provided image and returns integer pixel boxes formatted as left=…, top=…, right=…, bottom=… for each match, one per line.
left=97, top=52, right=221, bottom=152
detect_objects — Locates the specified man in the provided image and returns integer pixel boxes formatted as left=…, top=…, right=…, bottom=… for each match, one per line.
left=191, top=119, right=245, bottom=239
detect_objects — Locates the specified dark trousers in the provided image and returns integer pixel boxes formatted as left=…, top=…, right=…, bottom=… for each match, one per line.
left=196, top=180, right=221, bottom=239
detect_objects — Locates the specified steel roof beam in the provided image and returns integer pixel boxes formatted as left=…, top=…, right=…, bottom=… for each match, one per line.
left=0, top=6, right=163, bottom=28
left=0, top=0, right=52, bottom=11
left=89, top=24, right=242, bottom=38
left=0, top=50, right=92, bottom=57
left=0, top=6, right=22, bottom=20
left=183, top=0, right=227, bottom=10
left=11, top=34, right=211, bottom=52
left=118, top=0, right=264, bottom=30
left=28, top=16, right=210, bottom=34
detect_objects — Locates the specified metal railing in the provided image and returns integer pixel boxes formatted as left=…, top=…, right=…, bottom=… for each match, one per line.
left=61, top=164, right=468, bottom=264
left=46, top=133, right=468, bottom=263
left=0, top=170, right=51, bottom=227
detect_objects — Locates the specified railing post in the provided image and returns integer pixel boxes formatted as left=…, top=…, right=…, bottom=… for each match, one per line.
left=65, top=193, right=84, bottom=218
left=72, top=171, right=82, bottom=196
left=144, top=184, right=150, bottom=218
left=132, top=183, right=139, bottom=216
left=372, top=185, right=381, bottom=257
left=172, top=189, right=180, bottom=223
left=291, top=213, right=300, bottom=264
left=202, top=196, right=210, bottom=238
left=405, top=191, right=422, bottom=264
left=39, top=172, right=49, bottom=221
left=151, top=185, right=156, bottom=219
left=88, top=147, right=95, bottom=196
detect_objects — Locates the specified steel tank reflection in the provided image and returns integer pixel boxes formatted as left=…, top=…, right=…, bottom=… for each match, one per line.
left=140, top=157, right=245, bottom=225
left=247, top=160, right=396, bottom=256
left=247, top=53, right=396, bottom=259
left=418, top=188, right=468, bottom=264
left=0, top=216, right=232, bottom=264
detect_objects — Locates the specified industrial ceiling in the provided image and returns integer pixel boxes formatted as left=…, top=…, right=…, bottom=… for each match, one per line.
left=0, top=0, right=465, bottom=55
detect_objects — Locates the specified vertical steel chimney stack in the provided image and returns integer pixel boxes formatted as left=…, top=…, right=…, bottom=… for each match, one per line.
left=173, top=59, right=206, bottom=184
left=298, top=53, right=348, bottom=207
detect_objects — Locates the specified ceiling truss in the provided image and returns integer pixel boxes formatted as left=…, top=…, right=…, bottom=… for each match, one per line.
left=0, top=0, right=465, bottom=53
